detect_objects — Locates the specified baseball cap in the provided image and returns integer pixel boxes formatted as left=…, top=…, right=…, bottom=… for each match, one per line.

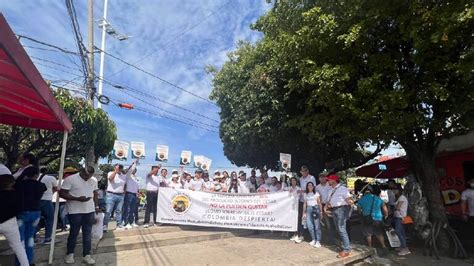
left=0, top=164, right=11, bottom=175
left=195, top=169, right=203, bottom=173
left=172, top=173, right=179, bottom=178
left=64, top=166, right=78, bottom=174
left=326, top=175, right=340, bottom=183
left=172, top=169, right=178, bottom=173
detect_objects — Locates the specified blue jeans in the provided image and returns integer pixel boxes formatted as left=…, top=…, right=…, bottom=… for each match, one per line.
left=393, top=217, right=407, bottom=248
left=67, top=212, right=95, bottom=256
left=122, top=192, right=138, bottom=225
left=306, top=206, right=322, bottom=242
left=58, top=202, right=69, bottom=229
left=39, top=200, right=54, bottom=240
left=17, top=211, right=40, bottom=264
left=104, top=193, right=124, bottom=228
left=332, top=206, right=351, bottom=252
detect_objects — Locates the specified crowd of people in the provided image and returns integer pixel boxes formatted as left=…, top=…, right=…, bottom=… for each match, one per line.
left=2, top=152, right=474, bottom=265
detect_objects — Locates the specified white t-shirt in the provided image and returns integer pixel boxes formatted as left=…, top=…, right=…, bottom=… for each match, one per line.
left=299, top=175, right=316, bottom=202
left=61, top=173, right=97, bottom=214
left=40, top=175, right=58, bottom=201
left=239, top=182, right=250, bottom=193
left=461, top=189, right=474, bottom=216
left=146, top=175, right=161, bottom=191
left=107, top=171, right=126, bottom=193
left=168, top=181, right=183, bottom=189
left=304, top=192, right=320, bottom=207
left=395, top=195, right=408, bottom=218
left=203, top=180, right=214, bottom=191
left=327, top=184, right=351, bottom=207
left=315, top=183, right=331, bottom=204
left=257, top=184, right=270, bottom=193
left=126, top=175, right=140, bottom=194
left=191, top=178, right=204, bottom=191
left=269, top=184, right=279, bottom=193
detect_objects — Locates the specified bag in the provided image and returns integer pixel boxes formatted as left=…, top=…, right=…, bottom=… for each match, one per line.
left=361, top=196, right=375, bottom=225
left=92, top=212, right=105, bottom=240
left=402, top=215, right=414, bottom=224
left=385, top=228, right=401, bottom=248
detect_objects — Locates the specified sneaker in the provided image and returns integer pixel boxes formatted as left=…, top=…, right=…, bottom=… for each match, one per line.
left=64, top=254, right=75, bottom=264
left=337, top=251, right=351, bottom=258
left=314, top=241, right=321, bottom=248
left=398, top=249, right=411, bottom=256
left=82, top=255, right=96, bottom=264
left=116, top=226, right=126, bottom=231
left=125, top=224, right=133, bottom=230
left=290, top=235, right=297, bottom=241
left=132, top=223, right=139, bottom=228
left=294, top=236, right=304, bottom=244
left=143, top=224, right=149, bottom=228
left=309, top=240, right=316, bottom=246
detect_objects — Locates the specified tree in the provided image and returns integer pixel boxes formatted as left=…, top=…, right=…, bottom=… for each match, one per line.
left=213, top=0, right=473, bottom=253
left=0, top=88, right=117, bottom=170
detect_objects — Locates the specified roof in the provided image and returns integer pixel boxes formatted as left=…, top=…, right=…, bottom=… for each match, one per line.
left=0, top=13, right=72, bottom=132
left=355, top=156, right=411, bottom=179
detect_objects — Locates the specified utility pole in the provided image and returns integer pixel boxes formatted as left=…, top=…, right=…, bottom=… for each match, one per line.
left=86, top=0, right=96, bottom=168
left=87, top=0, right=95, bottom=105
left=97, top=0, right=108, bottom=109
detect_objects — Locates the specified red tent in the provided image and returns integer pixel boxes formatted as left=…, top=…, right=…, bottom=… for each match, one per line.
left=0, top=13, right=72, bottom=263
left=355, top=156, right=411, bottom=178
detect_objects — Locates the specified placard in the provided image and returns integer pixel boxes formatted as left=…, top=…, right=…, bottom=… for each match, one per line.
left=194, top=155, right=204, bottom=168
left=180, top=150, right=192, bottom=165
left=113, top=140, right=129, bottom=161
left=156, top=145, right=169, bottom=162
left=201, top=157, right=212, bottom=171
left=131, top=142, right=146, bottom=159
left=279, top=153, right=291, bottom=171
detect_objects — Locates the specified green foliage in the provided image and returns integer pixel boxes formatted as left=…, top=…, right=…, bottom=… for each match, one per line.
left=0, top=88, right=117, bottom=169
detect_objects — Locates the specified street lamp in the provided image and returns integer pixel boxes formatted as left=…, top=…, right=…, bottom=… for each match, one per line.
left=96, top=0, right=131, bottom=109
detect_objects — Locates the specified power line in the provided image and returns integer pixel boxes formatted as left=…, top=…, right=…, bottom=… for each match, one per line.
left=108, top=0, right=232, bottom=79
left=96, top=46, right=217, bottom=106
left=31, top=56, right=84, bottom=74
left=33, top=61, right=85, bottom=78
left=100, top=77, right=220, bottom=123
left=17, top=35, right=80, bottom=56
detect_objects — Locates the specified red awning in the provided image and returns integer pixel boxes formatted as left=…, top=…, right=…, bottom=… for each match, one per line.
left=0, top=13, right=72, bottom=132
left=355, top=156, right=411, bottom=178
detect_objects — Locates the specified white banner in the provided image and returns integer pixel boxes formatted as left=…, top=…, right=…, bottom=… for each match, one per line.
left=113, top=140, right=129, bottom=161
left=157, top=188, right=298, bottom=231
left=156, top=145, right=169, bottom=161
left=180, top=150, right=192, bottom=165
left=131, top=142, right=146, bottom=159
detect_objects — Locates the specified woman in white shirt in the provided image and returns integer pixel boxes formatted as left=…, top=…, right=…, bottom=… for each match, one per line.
left=302, top=182, right=323, bottom=247
left=269, top=177, right=280, bottom=192
left=228, top=179, right=239, bottom=193
left=392, top=184, right=410, bottom=256
left=168, top=174, right=183, bottom=189
left=287, top=177, right=302, bottom=241
left=257, top=177, right=270, bottom=193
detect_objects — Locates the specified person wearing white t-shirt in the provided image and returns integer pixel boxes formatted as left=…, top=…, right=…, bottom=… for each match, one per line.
left=12, top=153, right=37, bottom=180
left=392, top=184, right=410, bottom=256
left=59, top=166, right=99, bottom=265
left=315, top=173, right=334, bottom=239
left=37, top=167, right=57, bottom=244
left=294, top=166, right=316, bottom=243
left=257, top=177, right=270, bottom=193
left=168, top=173, right=183, bottom=189
left=324, top=175, right=353, bottom=258
left=269, top=177, right=280, bottom=192
left=238, top=173, right=250, bottom=194
left=104, top=160, right=136, bottom=231
left=461, top=179, right=474, bottom=222
left=202, top=173, right=214, bottom=192
left=190, top=169, right=205, bottom=191
left=286, top=177, right=302, bottom=241
left=122, top=164, right=140, bottom=229
left=302, top=182, right=323, bottom=248
left=144, top=165, right=164, bottom=227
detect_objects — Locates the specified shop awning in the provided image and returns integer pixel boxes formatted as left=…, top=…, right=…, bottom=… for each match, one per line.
left=355, top=156, right=411, bottom=179
left=0, top=13, right=72, bottom=132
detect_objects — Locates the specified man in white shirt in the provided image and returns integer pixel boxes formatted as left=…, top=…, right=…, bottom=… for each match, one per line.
left=324, top=175, right=353, bottom=258
left=190, top=169, right=205, bottom=191
left=37, top=167, right=57, bottom=244
left=144, top=165, right=162, bottom=227
left=315, top=172, right=334, bottom=238
left=238, top=173, right=250, bottom=193
left=294, top=166, right=316, bottom=243
left=202, top=171, right=214, bottom=192
left=461, top=179, right=474, bottom=223
left=59, top=166, right=99, bottom=265
left=104, top=161, right=136, bottom=231
left=122, top=164, right=140, bottom=229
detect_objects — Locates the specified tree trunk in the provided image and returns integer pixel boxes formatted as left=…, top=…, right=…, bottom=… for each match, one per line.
left=407, top=151, right=447, bottom=223
left=85, top=145, right=96, bottom=169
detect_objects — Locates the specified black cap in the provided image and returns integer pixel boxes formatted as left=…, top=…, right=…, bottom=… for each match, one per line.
left=195, top=169, right=203, bottom=173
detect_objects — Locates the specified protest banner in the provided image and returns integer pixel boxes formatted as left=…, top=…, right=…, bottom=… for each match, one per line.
left=279, top=153, right=291, bottom=171
left=113, top=140, right=129, bottom=161
left=157, top=188, right=298, bottom=231
left=131, top=142, right=146, bottom=159
left=156, top=145, right=169, bottom=161
left=180, top=150, right=192, bottom=165
left=193, top=155, right=204, bottom=168
left=200, top=157, right=212, bottom=171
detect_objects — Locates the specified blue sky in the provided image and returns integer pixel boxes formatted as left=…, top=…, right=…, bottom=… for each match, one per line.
left=1, top=1, right=271, bottom=178
left=1, top=1, right=402, bottom=183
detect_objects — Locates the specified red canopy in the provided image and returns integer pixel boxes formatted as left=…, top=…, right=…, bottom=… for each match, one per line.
left=355, top=156, right=411, bottom=179
left=0, top=13, right=72, bottom=132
